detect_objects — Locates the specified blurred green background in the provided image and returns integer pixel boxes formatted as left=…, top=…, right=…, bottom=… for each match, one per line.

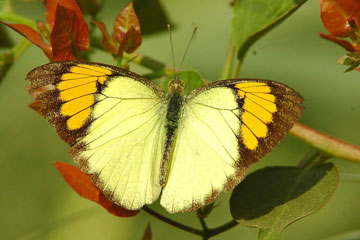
left=1, top=0, right=360, bottom=239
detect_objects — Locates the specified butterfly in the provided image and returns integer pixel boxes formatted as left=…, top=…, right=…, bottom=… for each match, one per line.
left=27, top=62, right=304, bottom=214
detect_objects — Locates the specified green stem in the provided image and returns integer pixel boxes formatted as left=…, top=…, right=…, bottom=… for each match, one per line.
left=0, top=12, right=37, bottom=29
left=341, top=173, right=360, bottom=182
left=0, top=39, right=31, bottom=85
left=199, top=218, right=209, bottom=231
left=232, top=58, right=242, bottom=78
left=297, top=148, right=321, bottom=167
left=290, top=122, right=360, bottom=164
left=141, top=206, right=203, bottom=236
left=12, top=38, right=32, bottom=60
left=207, top=220, right=239, bottom=237
left=142, top=205, right=239, bottom=239
left=221, top=39, right=235, bottom=79
left=17, top=207, right=96, bottom=240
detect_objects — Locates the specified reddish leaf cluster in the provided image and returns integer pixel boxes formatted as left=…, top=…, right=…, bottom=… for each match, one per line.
left=55, top=162, right=139, bottom=217
left=1, top=0, right=89, bottom=61
left=0, top=0, right=142, bottom=62
left=93, top=2, right=142, bottom=57
left=320, top=0, right=360, bottom=71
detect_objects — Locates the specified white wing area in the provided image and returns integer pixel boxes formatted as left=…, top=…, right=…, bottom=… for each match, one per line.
left=161, top=87, right=242, bottom=213
left=77, top=77, right=167, bottom=210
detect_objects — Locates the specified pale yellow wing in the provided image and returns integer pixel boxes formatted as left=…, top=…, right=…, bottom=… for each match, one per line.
left=27, top=62, right=167, bottom=210
left=160, top=79, right=304, bottom=213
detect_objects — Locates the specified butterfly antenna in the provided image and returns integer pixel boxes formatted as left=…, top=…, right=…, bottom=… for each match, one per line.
left=179, top=26, right=198, bottom=72
left=167, top=24, right=177, bottom=78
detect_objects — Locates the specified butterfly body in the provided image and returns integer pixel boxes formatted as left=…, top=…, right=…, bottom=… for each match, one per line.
left=161, top=90, right=184, bottom=185
left=27, top=61, right=304, bottom=213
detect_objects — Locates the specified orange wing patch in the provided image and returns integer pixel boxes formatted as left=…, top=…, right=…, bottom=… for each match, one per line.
left=235, top=82, right=277, bottom=150
left=57, top=64, right=113, bottom=130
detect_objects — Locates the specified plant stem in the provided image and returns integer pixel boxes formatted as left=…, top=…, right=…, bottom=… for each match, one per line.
left=232, top=58, right=242, bottom=78
left=221, top=39, right=235, bottom=79
left=341, top=173, right=360, bottom=182
left=207, top=219, right=239, bottom=237
left=297, top=148, right=321, bottom=167
left=199, top=217, right=209, bottom=231
left=12, top=38, right=31, bottom=59
left=17, top=207, right=96, bottom=240
left=0, top=12, right=37, bottom=29
left=141, top=206, right=203, bottom=236
left=290, top=122, right=360, bottom=164
left=142, top=206, right=239, bottom=239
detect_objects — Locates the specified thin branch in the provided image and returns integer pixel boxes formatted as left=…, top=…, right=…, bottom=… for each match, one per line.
left=207, top=220, right=239, bottom=237
left=12, top=38, right=32, bottom=60
left=290, top=122, right=360, bottom=164
left=0, top=12, right=37, bottom=29
left=141, top=206, right=203, bottom=236
left=17, top=207, right=96, bottom=240
left=297, top=147, right=321, bottom=167
left=199, top=218, right=209, bottom=231
left=221, top=39, right=236, bottom=80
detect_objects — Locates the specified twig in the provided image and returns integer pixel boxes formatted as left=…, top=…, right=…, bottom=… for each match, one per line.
left=0, top=12, right=37, bottom=29
left=232, top=59, right=242, bottom=78
left=141, top=206, right=203, bottom=236
left=207, top=220, right=239, bottom=237
left=12, top=38, right=32, bottom=59
left=290, top=122, right=360, bottom=164
left=221, top=39, right=236, bottom=79
left=297, top=148, right=321, bottom=167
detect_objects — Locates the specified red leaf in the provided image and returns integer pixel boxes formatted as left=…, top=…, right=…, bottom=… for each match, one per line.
left=46, top=0, right=83, bottom=30
left=319, top=32, right=358, bottom=52
left=50, top=4, right=90, bottom=61
left=55, top=162, right=139, bottom=217
left=118, top=26, right=142, bottom=56
left=142, top=223, right=152, bottom=240
left=113, top=2, right=141, bottom=43
left=320, top=0, right=360, bottom=37
left=92, top=21, right=118, bottom=54
left=0, top=21, right=53, bottom=59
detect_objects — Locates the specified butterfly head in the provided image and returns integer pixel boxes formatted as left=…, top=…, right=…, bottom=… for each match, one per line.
left=168, top=75, right=185, bottom=94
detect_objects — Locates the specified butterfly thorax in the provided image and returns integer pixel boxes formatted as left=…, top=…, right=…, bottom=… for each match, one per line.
left=159, top=77, right=185, bottom=186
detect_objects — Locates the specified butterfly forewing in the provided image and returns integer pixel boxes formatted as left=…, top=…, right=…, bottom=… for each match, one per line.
left=27, top=62, right=168, bottom=210
left=160, top=79, right=304, bottom=213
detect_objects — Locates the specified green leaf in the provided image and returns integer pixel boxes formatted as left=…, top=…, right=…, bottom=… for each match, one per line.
left=232, top=0, right=307, bottom=61
left=179, top=70, right=204, bottom=94
left=230, top=163, right=339, bottom=240
left=161, top=70, right=204, bottom=94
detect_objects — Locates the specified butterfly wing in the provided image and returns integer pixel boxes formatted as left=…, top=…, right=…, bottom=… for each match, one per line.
left=160, top=79, right=304, bottom=213
left=27, top=62, right=167, bottom=210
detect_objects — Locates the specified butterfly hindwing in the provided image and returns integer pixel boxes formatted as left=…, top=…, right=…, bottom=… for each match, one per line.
left=161, top=79, right=304, bottom=213
left=27, top=62, right=167, bottom=210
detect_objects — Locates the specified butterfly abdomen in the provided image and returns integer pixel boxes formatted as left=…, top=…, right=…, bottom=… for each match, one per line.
left=159, top=92, right=184, bottom=186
